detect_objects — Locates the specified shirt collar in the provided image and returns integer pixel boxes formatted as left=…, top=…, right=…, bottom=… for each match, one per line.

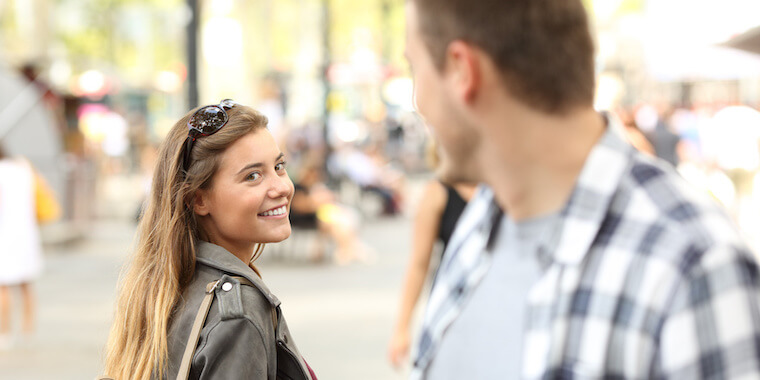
left=195, top=240, right=281, bottom=307
left=537, top=112, right=634, bottom=266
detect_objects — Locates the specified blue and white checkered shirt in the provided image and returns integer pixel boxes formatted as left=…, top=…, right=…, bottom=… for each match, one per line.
left=412, top=117, right=760, bottom=379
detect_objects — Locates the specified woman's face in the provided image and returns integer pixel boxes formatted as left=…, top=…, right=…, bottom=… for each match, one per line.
left=194, top=129, right=294, bottom=260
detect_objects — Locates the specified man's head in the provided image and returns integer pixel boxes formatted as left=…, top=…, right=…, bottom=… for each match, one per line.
left=409, top=0, right=596, bottom=114
left=405, top=0, right=596, bottom=183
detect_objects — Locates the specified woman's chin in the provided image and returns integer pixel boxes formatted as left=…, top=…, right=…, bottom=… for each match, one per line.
left=261, top=226, right=292, bottom=243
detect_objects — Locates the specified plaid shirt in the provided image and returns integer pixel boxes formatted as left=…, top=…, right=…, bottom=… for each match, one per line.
left=412, top=119, right=760, bottom=379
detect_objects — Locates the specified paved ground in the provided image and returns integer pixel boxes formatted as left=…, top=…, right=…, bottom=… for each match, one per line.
left=0, top=178, right=428, bottom=380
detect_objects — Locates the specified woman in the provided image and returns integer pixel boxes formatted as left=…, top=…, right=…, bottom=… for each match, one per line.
left=103, top=100, right=315, bottom=379
left=0, top=146, right=44, bottom=350
left=387, top=140, right=476, bottom=369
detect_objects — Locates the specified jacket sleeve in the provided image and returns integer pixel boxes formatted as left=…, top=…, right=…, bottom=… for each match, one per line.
left=191, top=317, right=272, bottom=379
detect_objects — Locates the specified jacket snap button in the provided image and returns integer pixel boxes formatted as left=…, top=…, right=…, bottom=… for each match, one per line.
left=222, top=282, right=233, bottom=291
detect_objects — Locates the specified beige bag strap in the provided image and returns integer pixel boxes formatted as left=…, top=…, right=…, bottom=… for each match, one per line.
left=176, top=279, right=219, bottom=380
left=176, top=276, right=273, bottom=380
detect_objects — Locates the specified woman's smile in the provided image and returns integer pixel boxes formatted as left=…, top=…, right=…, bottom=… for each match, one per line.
left=258, top=204, right=289, bottom=218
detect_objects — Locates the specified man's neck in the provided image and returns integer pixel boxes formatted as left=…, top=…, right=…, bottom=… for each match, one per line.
left=482, top=107, right=606, bottom=220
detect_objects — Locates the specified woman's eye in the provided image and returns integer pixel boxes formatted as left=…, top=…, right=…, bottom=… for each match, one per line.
left=275, top=161, right=287, bottom=172
left=246, top=172, right=262, bottom=181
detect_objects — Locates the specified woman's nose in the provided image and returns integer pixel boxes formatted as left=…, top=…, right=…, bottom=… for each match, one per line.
left=268, top=175, right=293, bottom=199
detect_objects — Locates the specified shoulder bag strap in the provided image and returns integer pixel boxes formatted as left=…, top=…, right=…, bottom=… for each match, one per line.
left=176, top=279, right=220, bottom=380
left=176, top=276, right=270, bottom=380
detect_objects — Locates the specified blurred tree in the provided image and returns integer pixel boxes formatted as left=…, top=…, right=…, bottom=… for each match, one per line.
left=54, top=0, right=185, bottom=81
left=328, top=0, right=404, bottom=67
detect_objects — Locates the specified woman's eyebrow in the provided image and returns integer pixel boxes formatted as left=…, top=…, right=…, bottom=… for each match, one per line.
left=235, top=153, right=285, bottom=176
left=236, top=162, right=263, bottom=175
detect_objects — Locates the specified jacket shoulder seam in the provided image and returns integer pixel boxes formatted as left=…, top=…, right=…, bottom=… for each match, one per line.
left=194, top=315, right=271, bottom=366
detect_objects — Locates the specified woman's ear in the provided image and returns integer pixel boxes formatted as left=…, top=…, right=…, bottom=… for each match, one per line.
left=192, top=190, right=211, bottom=216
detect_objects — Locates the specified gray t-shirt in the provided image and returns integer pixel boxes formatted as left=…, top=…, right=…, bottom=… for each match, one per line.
left=426, top=212, right=556, bottom=379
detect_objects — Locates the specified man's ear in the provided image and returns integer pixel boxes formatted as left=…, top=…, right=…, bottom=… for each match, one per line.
left=445, top=40, right=480, bottom=103
left=192, top=190, right=211, bottom=216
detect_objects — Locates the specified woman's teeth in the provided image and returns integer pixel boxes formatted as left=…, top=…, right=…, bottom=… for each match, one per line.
left=259, top=206, right=287, bottom=216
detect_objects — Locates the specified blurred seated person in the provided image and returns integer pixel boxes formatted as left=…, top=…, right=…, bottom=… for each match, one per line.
left=290, top=164, right=370, bottom=265
left=333, top=144, right=404, bottom=216
left=364, top=145, right=405, bottom=215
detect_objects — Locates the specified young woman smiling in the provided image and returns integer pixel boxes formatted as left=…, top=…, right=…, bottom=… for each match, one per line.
left=103, top=100, right=315, bottom=379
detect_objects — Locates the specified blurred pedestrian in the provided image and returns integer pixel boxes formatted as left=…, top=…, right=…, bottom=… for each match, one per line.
left=614, top=106, right=655, bottom=156
left=643, top=106, right=681, bottom=167
left=0, top=145, right=43, bottom=350
left=102, top=100, right=315, bottom=379
left=387, top=141, right=475, bottom=369
left=405, top=0, right=760, bottom=379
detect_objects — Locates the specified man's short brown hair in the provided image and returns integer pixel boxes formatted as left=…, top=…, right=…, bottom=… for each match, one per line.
left=411, top=0, right=596, bottom=114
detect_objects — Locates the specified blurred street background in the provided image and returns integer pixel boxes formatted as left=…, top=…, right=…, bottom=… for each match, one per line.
left=2, top=0, right=760, bottom=378
left=0, top=174, right=428, bottom=379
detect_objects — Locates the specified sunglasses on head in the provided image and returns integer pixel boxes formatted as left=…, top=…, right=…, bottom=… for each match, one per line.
left=182, top=99, right=237, bottom=172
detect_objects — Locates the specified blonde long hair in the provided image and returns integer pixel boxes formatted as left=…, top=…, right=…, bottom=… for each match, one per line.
left=103, top=104, right=269, bottom=379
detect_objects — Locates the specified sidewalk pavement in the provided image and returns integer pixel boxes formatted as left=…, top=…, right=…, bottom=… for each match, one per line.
left=0, top=178, right=429, bottom=380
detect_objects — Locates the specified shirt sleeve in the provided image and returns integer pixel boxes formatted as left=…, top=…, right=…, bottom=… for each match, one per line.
left=657, top=244, right=760, bottom=379
left=191, top=317, right=271, bottom=379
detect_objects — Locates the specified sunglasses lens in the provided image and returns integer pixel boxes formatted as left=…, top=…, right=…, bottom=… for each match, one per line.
left=189, top=106, right=227, bottom=135
left=220, top=99, right=236, bottom=109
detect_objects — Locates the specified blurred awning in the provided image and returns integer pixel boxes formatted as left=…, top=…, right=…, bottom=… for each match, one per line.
left=721, top=25, right=760, bottom=55
left=634, top=0, right=760, bottom=81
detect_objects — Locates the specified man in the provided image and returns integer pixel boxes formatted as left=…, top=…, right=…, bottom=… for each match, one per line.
left=404, top=0, right=760, bottom=379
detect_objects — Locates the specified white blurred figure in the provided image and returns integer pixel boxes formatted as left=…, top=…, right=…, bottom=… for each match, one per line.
left=0, top=146, right=43, bottom=350
left=702, top=106, right=760, bottom=173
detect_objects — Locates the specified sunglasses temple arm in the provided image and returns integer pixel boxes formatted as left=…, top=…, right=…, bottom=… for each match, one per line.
left=182, top=136, right=195, bottom=172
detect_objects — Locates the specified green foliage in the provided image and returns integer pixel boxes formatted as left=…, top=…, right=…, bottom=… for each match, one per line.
left=49, top=0, right=184, bottom=82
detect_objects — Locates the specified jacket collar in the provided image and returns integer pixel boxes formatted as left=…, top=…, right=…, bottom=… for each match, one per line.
left=195, top=240, right=281, bottom=307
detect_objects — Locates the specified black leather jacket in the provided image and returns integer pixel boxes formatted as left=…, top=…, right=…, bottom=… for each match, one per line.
left=165, top=241, right=313, bottom=379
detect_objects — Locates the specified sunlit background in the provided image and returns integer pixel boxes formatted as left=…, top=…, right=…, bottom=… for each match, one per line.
left=1, top=0, right=760, bottom=378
